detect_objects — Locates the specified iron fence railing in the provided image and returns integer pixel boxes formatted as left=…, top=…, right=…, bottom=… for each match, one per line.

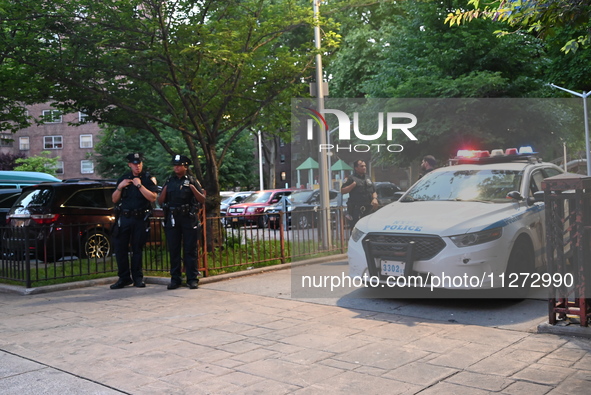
left=0, top=208, right=350, bottom=287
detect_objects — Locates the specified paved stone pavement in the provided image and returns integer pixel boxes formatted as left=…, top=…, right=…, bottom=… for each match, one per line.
left=1, top=260, right=591, bottom=394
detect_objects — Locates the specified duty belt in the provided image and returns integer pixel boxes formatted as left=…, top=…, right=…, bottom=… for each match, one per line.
left=170, top=204, right=194, bottom=215
left=121, top=209, right=150, bottom=218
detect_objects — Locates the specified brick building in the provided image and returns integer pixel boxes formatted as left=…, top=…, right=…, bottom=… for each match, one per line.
left=1, top=103, right=101, bottom=179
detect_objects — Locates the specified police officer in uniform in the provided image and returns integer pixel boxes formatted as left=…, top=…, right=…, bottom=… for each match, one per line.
left=158, top=155, right=206, bottom=290
left=341, top=160, right=378, bottom=227
left=110, top=153, right=158, bottom=289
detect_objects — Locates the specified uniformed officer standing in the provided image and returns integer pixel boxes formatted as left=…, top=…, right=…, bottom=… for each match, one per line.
left=341, top=160, right=378, bottom=227
left=158, top=155, right=206, bottom=290
left=110, top=153, right=158, bottom=289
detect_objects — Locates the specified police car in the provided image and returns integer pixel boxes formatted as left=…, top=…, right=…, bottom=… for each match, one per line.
left=347, top=147, right=564, bottom=291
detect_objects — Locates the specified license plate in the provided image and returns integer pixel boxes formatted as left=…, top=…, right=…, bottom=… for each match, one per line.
left=12, top=219, right=26, bottom=227
left=269, top=217, right=276, bottom=221
left=381, top=259, right=406, bottom=276
left=232, top=217, right=238, bottom=222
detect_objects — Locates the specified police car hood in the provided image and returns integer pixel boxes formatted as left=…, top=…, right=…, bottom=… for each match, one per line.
left=357, top=200, right=523, bottom=236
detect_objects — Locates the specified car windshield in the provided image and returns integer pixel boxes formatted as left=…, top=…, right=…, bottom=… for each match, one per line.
left=402, top=169, right=523, bottom=203
left=243, top=191, right=272, bottom=203
left=289, top=191, right=315, bottom=203
left=221, top=196, right=233, bottom=204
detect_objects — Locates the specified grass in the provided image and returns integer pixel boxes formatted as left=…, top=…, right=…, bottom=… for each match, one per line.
left=0, top=236, right=346, bottom=287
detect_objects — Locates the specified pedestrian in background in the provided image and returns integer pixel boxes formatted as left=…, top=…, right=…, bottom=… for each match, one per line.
left=158, top=155, right=206, bottom=290
left=420, top=155, right=437, bottom=178
left=110, top=153, right=158, bottom=289
left=341, top=159, right=378, bottom=227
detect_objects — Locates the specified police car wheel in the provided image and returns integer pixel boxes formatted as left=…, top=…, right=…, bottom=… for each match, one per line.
left=82, top=230, right=112, bottom=259
left=505, top=237, right=535, bottom=298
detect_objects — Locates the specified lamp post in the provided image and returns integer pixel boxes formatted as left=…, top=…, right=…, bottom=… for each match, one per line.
left=313, top=0, right=331, bottom=249
left=549, top=83, right=591, bottom=176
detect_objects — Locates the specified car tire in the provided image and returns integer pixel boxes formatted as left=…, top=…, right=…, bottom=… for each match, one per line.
left=82, top=230, right=112, bottom=259
left=504, top=237, right=535, bottom=298
left=258, top=215, right=269, bottom=228
left=297, top=213, right=311, bottom=229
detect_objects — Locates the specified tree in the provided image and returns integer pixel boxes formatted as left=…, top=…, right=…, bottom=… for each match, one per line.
left=0, top=152, right=27, bottom=170
left=445, top=0, right=591, bottom=54
left=94, top=125, right=257, bottom=191
left=1, top=0, right=334, bottom=212
left=14, top=151, right=59, bottom=175
left=324, top=0, right=580, bottom=165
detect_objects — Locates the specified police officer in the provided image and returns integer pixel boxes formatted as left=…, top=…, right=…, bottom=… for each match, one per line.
left=341, top=160, right=378, bottom=227
left=420, top=155, right=437, bottom=178
left=110, top=153, right=158, bottom=289
left=158, top=154, right=206, bottom=290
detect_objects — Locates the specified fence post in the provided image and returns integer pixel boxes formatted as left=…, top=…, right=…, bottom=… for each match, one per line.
left=24, top=228, right=31, bottom=288
left=279, top=212, right=286, bottom=264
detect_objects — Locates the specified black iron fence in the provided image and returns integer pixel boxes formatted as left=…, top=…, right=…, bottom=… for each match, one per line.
left=0, top=208, right=350, bottom=287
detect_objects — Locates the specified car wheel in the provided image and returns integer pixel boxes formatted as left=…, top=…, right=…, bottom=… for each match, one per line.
left=258, top=215, right=269, bottom=228
left=505, top=237, right=535, bottom=298
left=82, top=230, right=112, bottom=259
left=297, top=213, right=311, bottom=229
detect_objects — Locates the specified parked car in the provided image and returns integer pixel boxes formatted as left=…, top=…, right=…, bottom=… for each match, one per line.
left=2, top=180, right=164, bottom=261
left=0, top=189, right=22, bottom=225
left=225, top=189, right=293, bottom=228
left=0, top=171, right=61, bottom=189
left=266, top=189, right=343, bottom=229
left=348, top=147, right=564, bottom=292
left=375, top=182, right=403, bottom=206
left=220, top=191, right=254, bottom=226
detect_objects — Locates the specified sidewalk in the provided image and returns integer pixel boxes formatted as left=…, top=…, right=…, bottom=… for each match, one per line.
left=1, top=258, right=591, bottom=394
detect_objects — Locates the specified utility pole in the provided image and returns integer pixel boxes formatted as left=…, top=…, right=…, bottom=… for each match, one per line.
left=313, top=0, right=331, bottom=249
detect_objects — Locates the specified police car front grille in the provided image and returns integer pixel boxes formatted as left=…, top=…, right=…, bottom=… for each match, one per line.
left=364, top=233, right=446, bottom=261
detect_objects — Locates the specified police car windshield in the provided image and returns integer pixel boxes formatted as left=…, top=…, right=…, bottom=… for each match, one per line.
left=402, top=170, right=522, bottom=203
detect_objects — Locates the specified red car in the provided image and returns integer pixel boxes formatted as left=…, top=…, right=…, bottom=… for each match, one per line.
left=225, top=189, right=293, bottom=228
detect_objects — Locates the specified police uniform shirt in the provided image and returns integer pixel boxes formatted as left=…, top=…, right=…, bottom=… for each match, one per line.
left=164, top=174, right=203, bottom=207
left=117, top=172, right=158, bottom=210
left=343, top=172, right=375, bottom=205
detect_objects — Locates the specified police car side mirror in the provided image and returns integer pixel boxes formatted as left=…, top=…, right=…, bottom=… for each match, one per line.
left=506, top=191, right=524, bottom=201
left=393, top=191, right=404, bottom=201
left=533, top=190, right=544, bottom=203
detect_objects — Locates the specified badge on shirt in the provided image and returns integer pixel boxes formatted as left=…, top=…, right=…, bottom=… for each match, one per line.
left=183, top=179, right=190, bottom=188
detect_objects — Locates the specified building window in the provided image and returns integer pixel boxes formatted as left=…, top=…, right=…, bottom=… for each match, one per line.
left=19, top=137, right=30, bottom=150
left=79, top=112, right=89, bottom=122
left=80, top=134, right=93, bottom=148
left=0, top=134, right=13, bottom=147
left=55, top=161, right=64, bottom=175
left=280, top=138, right=285, bottom=147
left=44, top=135, right=63, bottom=149
left=81, top=160, right=94, bottom=174
left=42, top=110, right=62, bottom=123
left=280, top=154, right=285, bottom=163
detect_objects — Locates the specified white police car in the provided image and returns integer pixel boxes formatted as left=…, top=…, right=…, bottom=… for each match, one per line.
left=347, top=147, right=564, bottom=290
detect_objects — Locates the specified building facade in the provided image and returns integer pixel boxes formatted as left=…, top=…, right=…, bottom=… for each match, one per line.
left=0, top=103, right=101, bottom=179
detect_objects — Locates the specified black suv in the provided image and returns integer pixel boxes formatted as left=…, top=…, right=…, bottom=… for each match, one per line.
left=3, top=180, right=118, bottom=260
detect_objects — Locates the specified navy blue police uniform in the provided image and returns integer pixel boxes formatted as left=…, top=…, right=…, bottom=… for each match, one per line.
left=342, top=172, right=375, bottom=226
left=113, top=154, right=158, bottom=287
left=162, top=155, right=204, bottom=288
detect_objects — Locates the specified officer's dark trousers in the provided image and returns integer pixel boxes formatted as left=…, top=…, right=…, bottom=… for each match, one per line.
left=347, top=204, right=372, bottom=228
left=114, top=216, right=148, bottom=283
left=165, top=216, right=199, bottom=285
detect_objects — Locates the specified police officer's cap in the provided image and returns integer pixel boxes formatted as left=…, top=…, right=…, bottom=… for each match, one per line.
left=126, top=153, right=144, bottom=164
left=172, top=154, right=191, bottom=166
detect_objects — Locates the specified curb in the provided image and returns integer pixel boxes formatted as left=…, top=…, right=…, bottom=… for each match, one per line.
left=537, top=321, right=591, bottom=338
left=0, top=254, right=347, bottom=296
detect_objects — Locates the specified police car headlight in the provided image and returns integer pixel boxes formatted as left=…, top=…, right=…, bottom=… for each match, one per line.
left=351, top=227, right=366, bottom=243
left=450, top=228, right=502, bottom=247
